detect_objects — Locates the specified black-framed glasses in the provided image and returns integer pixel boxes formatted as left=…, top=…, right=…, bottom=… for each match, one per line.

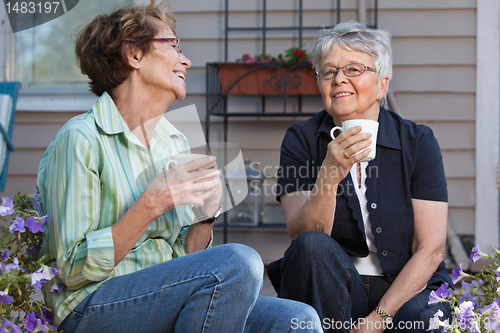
left=151, top=37, right=181, bottom=54
left=316, top=63, right=377, bottom=80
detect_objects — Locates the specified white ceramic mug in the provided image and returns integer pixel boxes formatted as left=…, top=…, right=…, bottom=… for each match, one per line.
left=164, top=153, right=209, bottom=170
left=330, top=119, right=379, bottom=162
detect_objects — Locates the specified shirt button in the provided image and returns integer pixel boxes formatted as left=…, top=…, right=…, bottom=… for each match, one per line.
left=371, top=203, right=377, bottom=209
left=381, top=250, right=388, bottom=257
left=376, top=227, right=382, bottom=234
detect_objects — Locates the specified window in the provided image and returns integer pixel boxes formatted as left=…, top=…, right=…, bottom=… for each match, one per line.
left=12, top=0, right=134, bottom=87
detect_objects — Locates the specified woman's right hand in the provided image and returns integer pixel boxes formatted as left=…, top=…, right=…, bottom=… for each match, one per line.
left=320, top=126, right=372, bottom=185
left=141, top=155, right=221, bottom=220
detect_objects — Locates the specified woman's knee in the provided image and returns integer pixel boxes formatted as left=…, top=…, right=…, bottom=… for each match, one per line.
left=250, top=296, right=322, bottom=332
left=285, top=231, right=345, bottom=266
left=213, top=243, right=264, bottom=282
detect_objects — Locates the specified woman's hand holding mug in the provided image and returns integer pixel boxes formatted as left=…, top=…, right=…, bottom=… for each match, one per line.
left=330, top=119, right=379, bottom=162
left=142, top=154, right=222, bottom=219
left=320, top=119, right=377, bottom=186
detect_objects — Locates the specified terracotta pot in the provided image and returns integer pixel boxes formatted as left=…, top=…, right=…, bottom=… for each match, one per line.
left=216, top=63, right=320, bottom=96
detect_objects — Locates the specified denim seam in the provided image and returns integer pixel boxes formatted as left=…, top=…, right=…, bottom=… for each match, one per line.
left=200, top=280, right=219, bottom=333
left=86, top=274, right=213, bottom=309
left=340, top=266, right=351, bottom=322
left=343, top=265, right=364, bottom=322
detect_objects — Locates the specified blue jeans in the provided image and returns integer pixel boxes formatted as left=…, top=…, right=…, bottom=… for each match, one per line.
left=269, top=232, right=451, bottom=333
left=58, top=244, right=323, bottom=333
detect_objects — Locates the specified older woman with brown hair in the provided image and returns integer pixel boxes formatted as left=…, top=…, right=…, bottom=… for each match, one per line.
left=37, top=1, right=322, bottom=332
left=268, top=21, right=453, bottom=333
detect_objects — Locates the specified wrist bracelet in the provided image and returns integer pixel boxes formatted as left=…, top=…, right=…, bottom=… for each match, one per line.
left=375, top=306, right=393, bottom=325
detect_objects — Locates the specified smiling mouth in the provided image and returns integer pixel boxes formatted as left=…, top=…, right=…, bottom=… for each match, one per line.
left=175, top=72, right=185, bottom=80
left=334, top=92, right=352, bottom=98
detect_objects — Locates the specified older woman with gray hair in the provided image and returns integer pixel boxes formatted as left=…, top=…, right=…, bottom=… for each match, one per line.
left=268, top=21, right=452, bottom=332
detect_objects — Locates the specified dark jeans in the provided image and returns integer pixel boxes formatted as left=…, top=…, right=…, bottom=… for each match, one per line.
left=268, top=231, right=451, bottom=333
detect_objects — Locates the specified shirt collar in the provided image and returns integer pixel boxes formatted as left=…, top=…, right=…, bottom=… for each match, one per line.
left=93, top=91, right=129, bottom=136
left=92, top=91, right=186, bottom=145
left=317, top=107, right=402, bottom=150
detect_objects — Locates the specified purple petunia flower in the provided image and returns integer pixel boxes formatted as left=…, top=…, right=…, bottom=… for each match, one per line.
left=24, top=312, right=38, bottom=332
left=9, top=216, right=25, bottom=233
left=26, top=244, right=42, bottom=259
left=470, top=245, right=491, bottom=262
left=24, top=312, right=53, bottom=333
left=5, top=257, right=25, bottom=273
left=483, top=302, right=500, bottom=332
left=427, top=309, right=444, bottom=331
left=452, top=263, right=471, bottom=284
left=0, top=197, right=15, bottom=217
left=497, top=267, right=500, bottom=283
left=29, top=187, right=41, bottom=212
left=0, top=318, right=22, bottom=333
left=0, top=257, right=25, bottom=275
left=470, top=321, right=481, bottom=333
left=0, top=289, right=13, bottom=305
left=25, top=216, right=44, bottom=233
left=49, top=282, right=66, bottom=294
left=461, top=280, right=472, bottom=294
left=481, top=302, right=500, bottom=315
left=0, top=249, right=8, bottom=262
left=457, top=301, right=476, bottom=330
left=41, top=307, right=54, bottom=323
left=459, top=293, right=474, bottom=306
left=31, top=265, right=58, bottom=290
left=428, top=282, right=453, bottom=305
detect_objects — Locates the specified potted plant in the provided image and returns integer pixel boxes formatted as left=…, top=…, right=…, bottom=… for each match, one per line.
left=216, top=46, right=320, bottom=96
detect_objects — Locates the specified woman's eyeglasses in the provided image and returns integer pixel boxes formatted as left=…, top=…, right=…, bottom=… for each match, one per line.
left=151, top=37, right=181, bottom=54
left=316, top=63, right=377, bottom=80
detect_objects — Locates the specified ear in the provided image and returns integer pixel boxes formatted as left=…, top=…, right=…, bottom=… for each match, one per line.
left=377, top=76, right=389, bottom=101
left=125, top=44, right=144, bottom=70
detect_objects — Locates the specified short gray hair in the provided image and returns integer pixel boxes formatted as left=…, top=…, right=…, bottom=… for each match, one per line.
left=312, top=21, right=393, bottom=107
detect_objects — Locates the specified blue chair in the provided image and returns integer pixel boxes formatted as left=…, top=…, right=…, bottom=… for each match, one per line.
left=0, top=82, right=21, bottom=193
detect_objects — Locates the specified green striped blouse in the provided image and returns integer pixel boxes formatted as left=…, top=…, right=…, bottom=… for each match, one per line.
left=37, top=92, right=198, bottom=325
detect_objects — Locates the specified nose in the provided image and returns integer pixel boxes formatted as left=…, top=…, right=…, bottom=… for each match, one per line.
left=333, top=69, right=348, bottom=85
left=180, top=53, right=191, bottom=68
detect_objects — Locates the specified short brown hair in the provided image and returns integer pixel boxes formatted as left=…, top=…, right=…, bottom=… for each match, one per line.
left=75, top=0, right=176, bottom=96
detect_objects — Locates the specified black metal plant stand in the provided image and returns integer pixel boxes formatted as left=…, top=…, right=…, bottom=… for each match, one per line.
left=205, top=0, right=378, bottom=243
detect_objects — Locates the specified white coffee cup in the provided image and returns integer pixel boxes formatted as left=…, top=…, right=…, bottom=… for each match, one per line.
left=330, top=119, right=379, bottom=162
left=164, top=153, right=209, bottom=170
